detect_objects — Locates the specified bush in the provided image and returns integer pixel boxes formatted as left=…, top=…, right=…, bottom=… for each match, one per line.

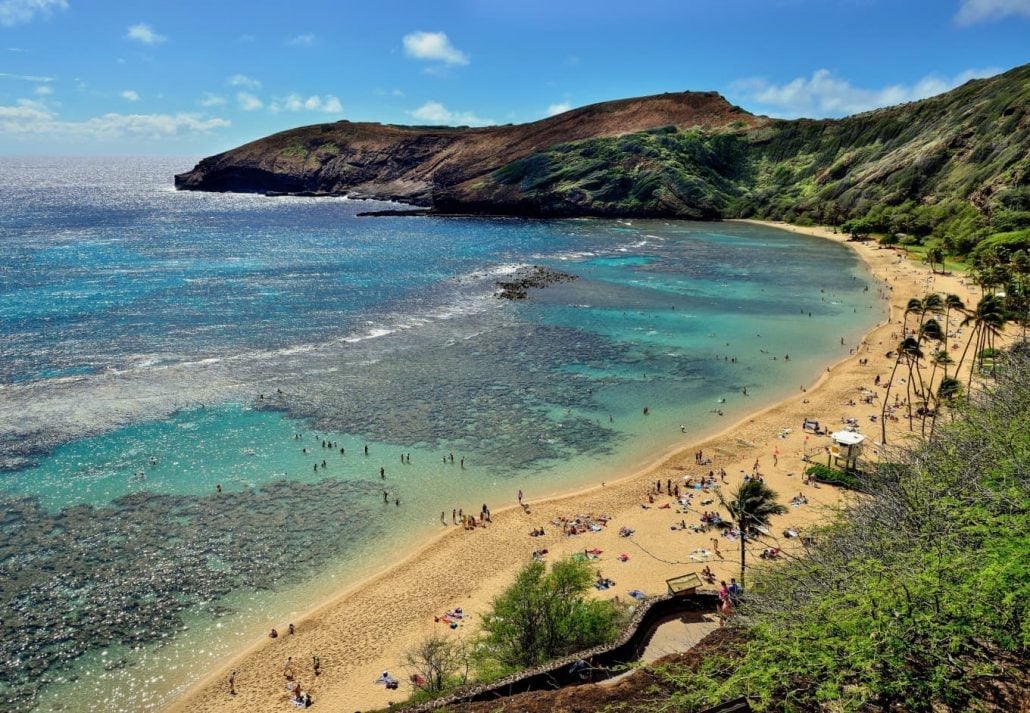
left=805, top=464, right=863, bottom=490
left=479, top=558, right=624, bottom=669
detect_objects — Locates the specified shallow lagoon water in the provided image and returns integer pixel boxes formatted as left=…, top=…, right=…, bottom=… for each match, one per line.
left=0, top=158, right=885, bottom=712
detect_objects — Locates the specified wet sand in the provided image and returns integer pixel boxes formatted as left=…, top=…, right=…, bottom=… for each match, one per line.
left=165, top=221, right=981, bottom=713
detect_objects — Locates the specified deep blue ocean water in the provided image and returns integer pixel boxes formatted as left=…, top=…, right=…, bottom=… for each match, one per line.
left=0, top=157, right=885, bottom=712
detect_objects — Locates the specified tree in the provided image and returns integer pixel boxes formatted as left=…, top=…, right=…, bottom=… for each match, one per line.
left=720, top=479, right=786, bottom=588
left=942, top=294, right=966, bottom=359
left=903, top=297, right=923, bottom=336
left=403, top=633, right=472, bottom=695
left=480, top=558, right=623, bottom=669
left=956, top=295, right=1006, bottom=388
left=925, top=246, right=945, bottom=274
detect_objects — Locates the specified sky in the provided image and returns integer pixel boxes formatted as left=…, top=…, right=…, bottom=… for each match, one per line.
left=0, top=0, right=1027, bottom=155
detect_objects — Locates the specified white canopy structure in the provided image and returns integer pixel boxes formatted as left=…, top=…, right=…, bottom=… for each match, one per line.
left=829, top=431, right=866, bottom=471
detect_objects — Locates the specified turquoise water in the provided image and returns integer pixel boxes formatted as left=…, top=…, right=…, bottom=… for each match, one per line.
left=0, top=158, right=885, bottom=712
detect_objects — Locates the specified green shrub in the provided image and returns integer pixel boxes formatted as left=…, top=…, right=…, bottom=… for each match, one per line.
left=805, top=464, right=863, bottom=490
left=479, top=558, right=624, bottom=669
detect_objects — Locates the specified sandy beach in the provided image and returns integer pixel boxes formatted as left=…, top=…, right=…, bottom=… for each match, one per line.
left=165, top=221, right=981, bottom=713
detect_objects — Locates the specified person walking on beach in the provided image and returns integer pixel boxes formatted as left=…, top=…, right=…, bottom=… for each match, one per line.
left=228, top=670, right=237, bottom=695
left=313, top=655, right=321, bottom=676
left=711, top=537, right=723, bottom=559
left=517, top=489, right=523, bottom=505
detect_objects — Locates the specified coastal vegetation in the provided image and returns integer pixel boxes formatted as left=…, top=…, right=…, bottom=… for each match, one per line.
left=455, top=64, right=1028, bottom=267
left=478, top=557, right=624, bottom=669
left=640, top=348, right=1030, bottom=712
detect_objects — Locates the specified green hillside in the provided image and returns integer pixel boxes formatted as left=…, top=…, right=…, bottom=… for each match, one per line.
left=441, top=64, right=1029, bottom=255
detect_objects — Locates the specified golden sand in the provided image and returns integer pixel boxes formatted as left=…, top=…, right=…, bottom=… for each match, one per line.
left=166, top=221, right=982, bottom=713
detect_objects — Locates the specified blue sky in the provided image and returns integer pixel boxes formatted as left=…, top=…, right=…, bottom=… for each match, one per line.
left=0, top=0, right=1027, bottom=155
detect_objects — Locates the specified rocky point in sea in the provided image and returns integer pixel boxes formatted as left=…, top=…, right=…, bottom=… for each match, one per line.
left=494, top=266, right=577, bottom=300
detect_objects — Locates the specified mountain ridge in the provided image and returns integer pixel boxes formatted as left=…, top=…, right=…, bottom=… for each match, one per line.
left=175, top=64, right=1030, bottom=240
left=174, top=90, right=763, bottom=205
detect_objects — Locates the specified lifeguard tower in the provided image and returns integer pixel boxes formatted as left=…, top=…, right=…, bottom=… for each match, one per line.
left=828, top=430, right=865, bottom=472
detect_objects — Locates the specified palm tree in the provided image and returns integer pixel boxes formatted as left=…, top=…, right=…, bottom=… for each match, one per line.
left=916, top=319, right=943, bottom=435
left=937, top=377, right=962, bottom=402
left=903, top=298, right=923, bottom=337
left=942, top=294, right=966, bottom=357
left=956, top=295, right=1006, bottom=389
left=930, top=377, right=963, bottom=437
left=899, top=337, right=925, bottom=431
left=881, top=336, right=913, bottom=444
left=719, top=479, right=786, bottom=589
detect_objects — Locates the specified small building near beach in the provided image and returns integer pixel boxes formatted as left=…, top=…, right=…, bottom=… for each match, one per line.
left=829, top=430, right=865, bottom=471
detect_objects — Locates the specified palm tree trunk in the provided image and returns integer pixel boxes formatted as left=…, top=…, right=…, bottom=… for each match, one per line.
left=905, top=358, right=916, bottom=431
left=739, top=530, right=746, bottom=589
left=955, top=323, right=980, bottom=389
left=881, top=354, right=903, bottom=444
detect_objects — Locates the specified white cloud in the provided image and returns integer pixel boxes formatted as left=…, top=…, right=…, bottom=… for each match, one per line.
left=120, top=89, right=139, bottom=102
left=126, top=23, right=166, bottom=45
left=546, top=102, right=572, bottom=117
left=955, top=0, right=1030, bottom=25
left=199, top=92, right=226, bottom=107
left=409, top=100, right=492, bottom=126
left=286, top=33, right=316, bottom=46
left=34, top=84, right=52, bottom=95
left=402, top=31, right=468, bottom=65
left=0, top=0, right=67, bottom=27
left=730, top=67, right=1003, bottom=118
left=269, top=93, right=342, bottom=113
left=227, top=73, right=261, bottom=89
left=0, top=71, right=53, bottom=82
left=236, top=92, right=263, bottom=111
left=0, top=98, right=230, bottom=139
left=374, top=87, right=405, bottom=97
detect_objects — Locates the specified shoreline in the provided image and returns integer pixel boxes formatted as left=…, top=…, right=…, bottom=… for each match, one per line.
left=166, top=220, right=972, bottom=713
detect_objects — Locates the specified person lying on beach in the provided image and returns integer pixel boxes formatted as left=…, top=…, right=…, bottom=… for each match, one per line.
left=700, top=565, right=716, bottom=584
left=532, top=548, right=549, bottom=560
left=375, top=671, right=400, bottom=689
left=618, top=526, right=634, bottom=537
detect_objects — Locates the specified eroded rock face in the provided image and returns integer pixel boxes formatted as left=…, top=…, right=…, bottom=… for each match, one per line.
left=495, top=266, right=578, bottom=300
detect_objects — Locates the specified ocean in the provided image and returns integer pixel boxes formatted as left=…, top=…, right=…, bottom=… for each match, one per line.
left=0, top=156, right=885, bottom=712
